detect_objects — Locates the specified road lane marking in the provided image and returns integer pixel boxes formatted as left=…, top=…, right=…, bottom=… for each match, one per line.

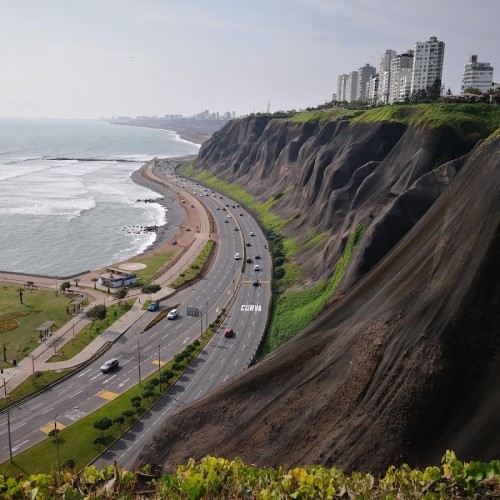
left=78, top=368, right=93, bottom=377
left=40, top=407, right=53, bottom=416
left=12, top=440, right=29, bottom=452
left=70, top=389, right=84, bottom=398
left=234, top=359, right=239, bottom=365
left=118, top=378, right=130, bottom=388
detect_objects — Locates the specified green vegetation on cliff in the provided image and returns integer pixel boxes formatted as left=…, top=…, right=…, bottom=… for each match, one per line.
left=261, top=224, right=365, bottom=355
left=1, top=451, right=500, bottom=498
left=289, top=108, right=362, bottom=124
left=350, top=103, right=500, bottom=143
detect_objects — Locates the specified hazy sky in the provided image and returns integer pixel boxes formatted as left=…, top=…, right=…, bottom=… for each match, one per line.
left=1, top=0, right=498, bottom=119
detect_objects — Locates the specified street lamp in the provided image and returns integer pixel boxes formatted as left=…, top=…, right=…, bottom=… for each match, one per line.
left=137, top=336, right=142, bottom=386
left=6, top=406, right=12, bottom=462
left=54, top=413, right=60, bottom=473
left=158, top=344, right=161, bottom=391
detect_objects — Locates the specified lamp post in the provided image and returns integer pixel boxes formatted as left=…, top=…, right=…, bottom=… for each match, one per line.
left=6, top=406, right=12, bottom=462
left=137, top=336, right=142, bottom=386
left=158, top=344, right=161, bottom=391
left=54, top=413, right=60, bottom=473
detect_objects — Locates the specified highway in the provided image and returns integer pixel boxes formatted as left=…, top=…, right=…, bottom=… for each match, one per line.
left=0, top=167, right=272, bottom=470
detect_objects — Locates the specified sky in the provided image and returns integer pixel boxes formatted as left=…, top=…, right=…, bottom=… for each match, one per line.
left=1, top=0, right=499, bottom=119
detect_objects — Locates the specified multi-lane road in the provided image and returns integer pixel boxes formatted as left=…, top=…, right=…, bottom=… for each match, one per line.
left=0, top=168, right=272, bottom=470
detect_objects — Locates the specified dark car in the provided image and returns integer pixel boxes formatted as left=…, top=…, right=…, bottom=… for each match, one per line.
left=246, top=257, right=253, bottom=263
left=148, top=300, right=159, bottom=311
left=224, top=328, right=234, bottom=338
left=253, top=279, right=260, bottom=287
left=234, top=227, right=239, bottom=231
left=246, top=242, right=251, bottom=246
left=240, top=213, right=244, bottom=216
left=255, top=254, right=261, bottom=259
left=101, top=358, right=119, bottom=374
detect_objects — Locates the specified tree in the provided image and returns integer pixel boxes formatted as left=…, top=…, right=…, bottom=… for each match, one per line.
left=60, top=281, right=71, bottom=292
left=141, top=284, right=161, bottom=296
left=463, top=86, right=482, bottom=95
left=113, top=415, right=125, bottom=427
left=91, top=278, right=98, bottom=290
left=93, top=417, right=113, bottom=435
left=73, top=278, right=81, bottom=287
left=86, top=304, right=107, bottom=327
left=116, top=288, right=128, bottom=302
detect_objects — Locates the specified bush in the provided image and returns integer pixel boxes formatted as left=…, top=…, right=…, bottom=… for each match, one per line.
left=174, top=352, right=185, bottom=363
left=113, top=415, right=125, bottom=427
left=172, top=362, right=182, bottom=372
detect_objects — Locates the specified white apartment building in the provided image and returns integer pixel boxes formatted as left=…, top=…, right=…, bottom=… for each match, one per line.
left=410, top=36, right=445, bottom=95
left=378, top=49, right=397, bottom=104
left=345, top=71, right=359, bottom=102
left=337, top=74, right=348, bottom=102
left=366, top=73, right=379, bottom=103
left=461, top=55, right=494, bottom=93
left=356, top=64, right=376, bottom=102
left=389, top=51, right=414, bottom=103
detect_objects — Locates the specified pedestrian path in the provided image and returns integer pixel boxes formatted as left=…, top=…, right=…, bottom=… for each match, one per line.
left=0, top=166, right=210, bottom=399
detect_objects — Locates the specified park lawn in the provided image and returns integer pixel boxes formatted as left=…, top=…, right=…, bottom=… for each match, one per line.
left=0, top=285, right=73, bottom=368
left=127, top=250, right=175, bottom=283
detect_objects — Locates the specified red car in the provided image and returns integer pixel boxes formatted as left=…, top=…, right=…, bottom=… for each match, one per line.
left=224, top=328, right=234, bottom=338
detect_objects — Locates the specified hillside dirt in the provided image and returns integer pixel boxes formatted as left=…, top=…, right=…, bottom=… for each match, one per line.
left=138, top=133, right=500, bottom=474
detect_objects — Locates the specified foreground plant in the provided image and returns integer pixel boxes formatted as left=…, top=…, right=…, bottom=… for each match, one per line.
left=2, top=451, right=500, bottom=498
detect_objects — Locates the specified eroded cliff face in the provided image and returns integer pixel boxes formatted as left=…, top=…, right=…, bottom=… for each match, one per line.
left=139, top=132, right=500, bottom=474
left=194, top=116, right=474, bottom=286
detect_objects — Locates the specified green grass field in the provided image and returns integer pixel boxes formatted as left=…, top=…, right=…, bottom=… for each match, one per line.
left=0, top=284, right=74, bottom=368
left=127, top=250, right=175, bottom=283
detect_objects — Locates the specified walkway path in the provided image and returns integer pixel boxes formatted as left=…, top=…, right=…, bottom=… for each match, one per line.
left=0, top=160, right=211, bottom=399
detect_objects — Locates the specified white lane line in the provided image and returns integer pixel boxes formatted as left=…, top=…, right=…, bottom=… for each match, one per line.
left=220, top=357, right=226, bottom=364
left=209, top=373, right=215, bottom=381
left=71, top=389, right=84, bottom=399
left=78, top=368, right=93, bottom=377
left=12, top=422, right=26, bottom=431
left=102, top=374, right=117, bottom=384
left=12, top=440, right=30, bottom=452
left=195, top=391, right=202, bottom=400
left=31, top=403, right=43, bottom=410
left=183, top=337, right=189, bottom=344
left=234, top=359, right=239, bottom=366
left=223, top=374, right=229, bottom=382
left=118, top=378, right=130, bottom=388
left=40, top=407, right=53, bottom=416
left=89, top=374, right=100, bottom=381
left=144, top=345, right=152, bottom=352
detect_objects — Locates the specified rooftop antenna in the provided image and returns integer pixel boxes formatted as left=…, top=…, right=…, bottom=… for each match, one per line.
left=267, top=100, right=271, bottom=113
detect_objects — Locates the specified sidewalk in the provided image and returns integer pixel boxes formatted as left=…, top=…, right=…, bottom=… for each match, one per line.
left=0, top=165, right=211, bottom=399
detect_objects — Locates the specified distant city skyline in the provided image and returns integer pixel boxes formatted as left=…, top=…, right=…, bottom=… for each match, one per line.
left=0, top=0, right=499, bottom=119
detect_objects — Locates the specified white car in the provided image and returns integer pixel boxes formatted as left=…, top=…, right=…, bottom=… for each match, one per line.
left=167, top=308, right=179, bottom=320
left=250, top=231, right=255, bottom=236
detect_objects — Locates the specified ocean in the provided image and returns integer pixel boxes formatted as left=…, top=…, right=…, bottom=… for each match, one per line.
left=0, top=118, right=199, bottom=277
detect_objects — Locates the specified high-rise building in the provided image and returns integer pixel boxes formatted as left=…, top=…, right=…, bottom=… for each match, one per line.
left=345, top=71, right=359, bottom=102
left=461, top=55, right=494, bottom=93
left=366, top=73, right=379, bottom=103
left=410, top=36, right=445, bottom=96
left=389, top=51, right=414, bottom=103
left=357, top=64, right=376, bottom=102
left=337, top=74, right=349, bottom=102
left=378, top=49, right=397, bottom=104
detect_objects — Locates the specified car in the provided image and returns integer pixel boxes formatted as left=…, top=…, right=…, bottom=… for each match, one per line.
left=186, top=227, right=191, bottom=231
left=225, top=204, right=229, bottom=207
left=253, top=279, right=260, bottom=287
left=101, top=358, right=119, bottom=374
left=227, top=214, right=232, bottom=218
left=236, top=204, right=240, bottom=207
left=250, top=231, right=255, bottom=236
left=255, top=254, right=261, bottom=259
left=167, top=308, right=179, bottom=320
left=246, top=257, right=253, bottom=263
left=220, top=196, right=223, bottom=199
left=254, top=264, right=261, bottom=271
left=232, top=205, right=236, bottom=208
left=224, top=328, right=234, bottom=338
left=234, top=227, right=239, bottom=231
left=234, top=252, right=241, bottom=260
left=148, top=300, right=159, bottom=311
left=240, top=213, right=244, bottom=216
left=216, top=207, right=220, bottom=210
left=246, top=242, right=251, bottom=247
left=190, top=204, right=195, bottom=207
left=225, top=219, right=229, bottom=223
left=222, top=207, right=226, bottom=211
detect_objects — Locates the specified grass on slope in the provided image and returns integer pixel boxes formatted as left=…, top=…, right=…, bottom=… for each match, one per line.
left=260, top=225, right=366, bottom=355
left=350, top=103, right=500, bottom=143
left=170, top=240, right=215, bottom=288
left=289, top=108, right=363, bottom=124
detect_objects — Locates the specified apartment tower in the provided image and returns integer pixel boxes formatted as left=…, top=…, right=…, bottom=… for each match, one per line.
left=461, top=55, right=494, bottom=93
left=410, top=36, right=445, bottom=95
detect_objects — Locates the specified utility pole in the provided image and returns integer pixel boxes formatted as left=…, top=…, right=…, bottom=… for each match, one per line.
left=158, top=344, right=161, bottom=391
left=54, top=414, right=60, bottom=473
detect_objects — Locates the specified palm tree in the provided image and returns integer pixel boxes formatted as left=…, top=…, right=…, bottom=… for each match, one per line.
left=91, top=278, right=98, bottom=290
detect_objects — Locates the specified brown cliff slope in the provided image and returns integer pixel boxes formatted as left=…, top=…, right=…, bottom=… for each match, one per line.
left=138, top=135, right=500, bottom=473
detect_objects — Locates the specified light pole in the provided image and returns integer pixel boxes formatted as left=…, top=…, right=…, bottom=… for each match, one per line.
left=6, top=406, right=12, bottom=462
left=29, top=355, right=35, bottom=374
left=137, top=336, right=142, bottom=386
left=54, top=413, right=60, bottom=473
left=158, top=344, right=161, bottom=391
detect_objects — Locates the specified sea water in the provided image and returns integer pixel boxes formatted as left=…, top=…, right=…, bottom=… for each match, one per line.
left=0, top=118, right=199, bottom=276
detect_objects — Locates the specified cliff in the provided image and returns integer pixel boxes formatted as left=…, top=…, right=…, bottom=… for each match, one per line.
left=139, top=106, right=500, bottom=473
